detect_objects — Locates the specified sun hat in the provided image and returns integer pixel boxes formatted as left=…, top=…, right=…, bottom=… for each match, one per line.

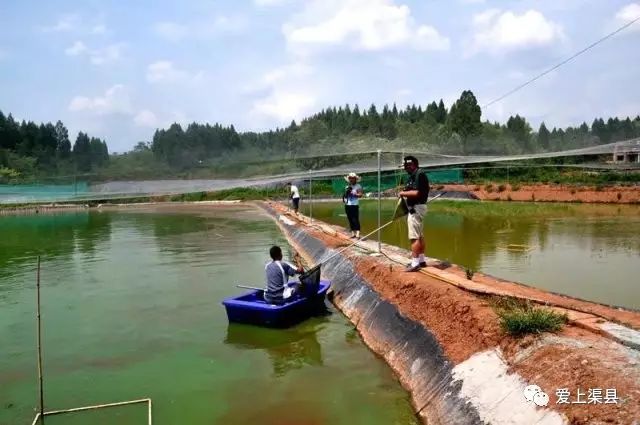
left=344, top=172, right=361, bottom=182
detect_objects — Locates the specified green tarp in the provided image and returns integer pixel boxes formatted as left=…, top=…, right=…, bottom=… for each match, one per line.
left=331, top=169, right=462, bottom=194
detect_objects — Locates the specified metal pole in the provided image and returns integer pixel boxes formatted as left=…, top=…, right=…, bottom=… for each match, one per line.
left=309, top=172, right=313, bottom=223
left=377, top=149, right=381, bottom=253
left=36, top=256, right=44, bottom=424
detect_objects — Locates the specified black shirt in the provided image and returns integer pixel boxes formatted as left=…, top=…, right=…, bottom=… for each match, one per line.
left=406, top=169, right=429, bottom=206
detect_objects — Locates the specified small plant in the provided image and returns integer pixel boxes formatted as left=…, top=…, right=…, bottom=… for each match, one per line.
left=617, top=192, right=622, bottom=201
left=485, top=184, right=494, bottom=193
left=570, top=189, right=576, bottom=195
left=465, top=268, right=474, bottom=280
left=595, top=184, right=605, bottom=192
left=507, top=195, right=512, bottom=201
left=497, top=184, right=507, bottom=192
left=531, top=193, right=535, bottom=201
left=491, top=297, right=568, bottom=337
left=511, top=184, right=520, bottom=191
left=474, top=185, right=481, bottom=191
left=436, top=185, right=445, bottom=190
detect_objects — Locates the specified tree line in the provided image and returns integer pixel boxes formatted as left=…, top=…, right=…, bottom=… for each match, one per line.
left=0, top=111, right=108, bottom=181
left=2, top=89, right=640, bottom=181
left=148, top=90, right=640, bottom=170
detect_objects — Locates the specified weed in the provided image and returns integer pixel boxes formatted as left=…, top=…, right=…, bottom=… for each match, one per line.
left=617, top=192, right=622, bottom=201
left=465, top=268, right=474, bottom=280
left=491, top=297, right=568, bottom=336
left=497, top=184, right=507, bottom=192
left=485, top=184, right=494, bottom=193
left=511, top=184, right=520, bottom=191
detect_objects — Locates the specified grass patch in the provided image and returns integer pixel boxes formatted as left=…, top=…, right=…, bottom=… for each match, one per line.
left=491, top=297, right=567, bottom=336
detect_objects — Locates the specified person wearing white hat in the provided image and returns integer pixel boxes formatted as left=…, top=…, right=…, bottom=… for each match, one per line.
left=343, top=172, right=363, bottom=238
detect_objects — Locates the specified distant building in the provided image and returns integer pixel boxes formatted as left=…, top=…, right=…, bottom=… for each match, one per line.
left=612, top=140, right=640, bottom=163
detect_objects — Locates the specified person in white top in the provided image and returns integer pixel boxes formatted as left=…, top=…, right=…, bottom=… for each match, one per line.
left=286, top=182, right=300, bottom=215
left=343, top=172, right=363, bottom=238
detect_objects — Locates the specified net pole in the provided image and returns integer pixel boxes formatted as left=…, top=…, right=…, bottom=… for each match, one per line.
left=377, top=149, right=381, bottom=253
left=309, top=171, right=313, bottom=224
left=36, top=256, right=44, bottom=424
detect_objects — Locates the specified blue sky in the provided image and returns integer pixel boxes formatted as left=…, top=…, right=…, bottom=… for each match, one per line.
left=0, top=0, right=639, bottom=153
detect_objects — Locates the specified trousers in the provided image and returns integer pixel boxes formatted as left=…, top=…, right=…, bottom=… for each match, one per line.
left=345, top=205, right=360, bottom=231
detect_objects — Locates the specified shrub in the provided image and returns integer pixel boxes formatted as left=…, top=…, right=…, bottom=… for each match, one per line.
left=570, top=189, right=576, bottom=195
left=511, top=184, right=520, bottom=191
left=492, top=297, right=568, bottom=337
left=485, top=184, right=494, bottom=193
left=497, top=184, right=507, bottom=192
left=617, top=192, right=622, bottom=201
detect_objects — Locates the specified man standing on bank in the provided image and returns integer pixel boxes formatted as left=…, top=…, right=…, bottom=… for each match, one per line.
left=398, top=155, right=430, bottom=272
left=286, top=182, right=301, bottom=215
left=343, top=172, right=363, bottom=238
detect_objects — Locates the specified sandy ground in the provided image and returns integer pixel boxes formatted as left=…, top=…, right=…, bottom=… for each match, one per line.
left=269, top=202, right=640, bottom=424
left=442, top=183, right=640, bottom=204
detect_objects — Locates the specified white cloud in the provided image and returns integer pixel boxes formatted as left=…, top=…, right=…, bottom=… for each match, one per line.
left=43, top=14, right=80, bottom=32
left=90, top=43, right=124, bottom=65
left=254, top=0, right=287, bottom=5
left=154, top=22, right=189, bottom=42
left=68, top=84, right=132, bottom=115
left=253, top=92, right=316, bottom=123
left=146, top=61, right=204, bottom=84
left=469, top=9, right=565, bottom=55
left=212, top=16, right=248, bottom=33
left=249, top=62, right=318, bottom=124
left=64, top=41, right=87, bottom=56
left=64, top=41, right=124, bottom=65
left=615, top=3, right=640, bottom=31
left=153, top=15, right=248, bottom=41
left=134, top=110, right=159, bottom=127
left=282, top=0, right=449, bottom=52
left=92, top=24, right=107, bottom=35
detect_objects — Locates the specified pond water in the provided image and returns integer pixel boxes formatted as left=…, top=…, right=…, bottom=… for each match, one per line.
left=0, top=206, right=418, bottom=425
left=305, top=200, right=640, bottom=311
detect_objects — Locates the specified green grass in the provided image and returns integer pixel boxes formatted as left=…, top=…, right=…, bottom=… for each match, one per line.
left=491, top=297, right=568, bottom=336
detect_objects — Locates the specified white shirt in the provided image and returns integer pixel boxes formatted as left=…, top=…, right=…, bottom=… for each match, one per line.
left=345, top=183, right=362, bottom=206
left=290, top=185, right=300, bottom=199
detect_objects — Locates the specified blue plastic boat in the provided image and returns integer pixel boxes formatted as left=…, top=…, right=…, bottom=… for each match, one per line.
left=222, top=280, right=331, bottom=328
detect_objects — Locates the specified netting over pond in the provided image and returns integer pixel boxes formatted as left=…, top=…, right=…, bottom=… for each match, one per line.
left=1, top=139, right=638, bottom=204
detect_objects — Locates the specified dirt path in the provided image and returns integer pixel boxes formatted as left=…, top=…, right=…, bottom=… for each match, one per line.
left=442, top=183, right=640, bottom=204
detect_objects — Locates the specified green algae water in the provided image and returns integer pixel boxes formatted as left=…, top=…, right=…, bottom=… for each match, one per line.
left=0, top=206, right=418, bottom=425
left=307, top=200, right=640, bottom=311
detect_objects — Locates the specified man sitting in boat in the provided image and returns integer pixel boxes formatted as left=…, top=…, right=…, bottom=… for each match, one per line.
left=264, top=246, right=304, bottom=305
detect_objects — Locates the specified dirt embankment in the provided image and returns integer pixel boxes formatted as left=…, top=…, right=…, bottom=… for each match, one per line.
left=442, top=183, right=640, bottom=204
left=270, top=203, right=640, bottom=424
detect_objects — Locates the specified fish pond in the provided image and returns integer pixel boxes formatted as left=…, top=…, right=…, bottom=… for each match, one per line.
left=0, top=205, right=418, bottom=425
left=306, top=199, right=640, bottom=311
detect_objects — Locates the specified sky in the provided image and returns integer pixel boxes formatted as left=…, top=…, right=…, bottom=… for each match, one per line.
left=0, top=0, right=639, bottom=153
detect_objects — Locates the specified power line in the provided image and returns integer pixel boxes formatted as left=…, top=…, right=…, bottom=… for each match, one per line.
left=482, top=15, right=640, bottom=109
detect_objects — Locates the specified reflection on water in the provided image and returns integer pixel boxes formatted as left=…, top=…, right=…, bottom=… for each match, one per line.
left=0, top=206, right=418, bottom=425
left=308, top=200, right=640, bottom=310
left=225, top=322, right=324, bottom=377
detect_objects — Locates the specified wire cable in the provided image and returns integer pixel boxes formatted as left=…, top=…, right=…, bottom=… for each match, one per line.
left=483, top=15, right=640, bottom=109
